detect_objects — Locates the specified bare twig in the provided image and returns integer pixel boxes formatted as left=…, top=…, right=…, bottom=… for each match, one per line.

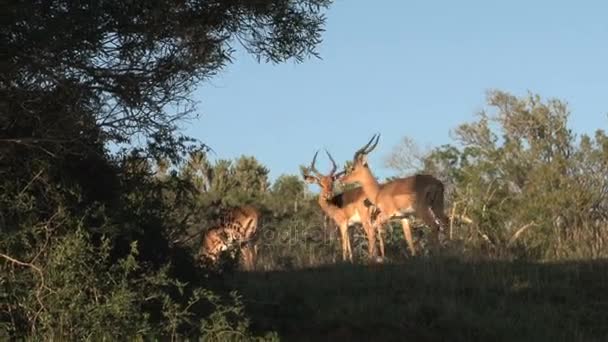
left=476, top=229, right=495, bottom=248
left=507, top=222, right=538, bottom=247
left=18, top=169, right=45, bottom=197
left=449, top=202, right=457, bottom=240
left=1, top=252, right=53, bottom=333
left=456, top=215, right=474, bottom=225
left=0, top=253, right=42, bottom=272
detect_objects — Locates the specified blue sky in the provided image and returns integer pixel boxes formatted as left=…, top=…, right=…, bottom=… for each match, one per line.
left=182, top=0, right=607, bottom=182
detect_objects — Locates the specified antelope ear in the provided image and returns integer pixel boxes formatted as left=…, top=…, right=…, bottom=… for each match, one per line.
left=333, top=170, right=346, bottom=181
left=303, top=175, right=317, bottom=184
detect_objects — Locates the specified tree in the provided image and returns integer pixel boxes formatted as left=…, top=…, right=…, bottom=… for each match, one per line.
left=181, top=150, right=213, bottom=191
left=270, top=174, right=307, bottom=214
left=3, top=0, right=331, bottom=148
left=154, top=157, right=171, bottom=179
left=423, top=90, right=608, bottom=259
left=383, top=136, right=429, bottom=176
left=232, top=156, right=270, bottom=198
left=2, top=0, right=332, bottom=338
left=2, top=0, right=332, bottom=233
left=206, top=159, right=236, bottom=197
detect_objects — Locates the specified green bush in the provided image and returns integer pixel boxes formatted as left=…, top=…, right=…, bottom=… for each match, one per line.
left=1, top=226, right=276, bottom=340
left=421, top=91, right=608, bottom=260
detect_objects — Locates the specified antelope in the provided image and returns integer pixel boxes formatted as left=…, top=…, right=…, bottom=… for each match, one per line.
left=199, top=225, right=240, bottom=265
left=199, top=205, right=260, bottom=270
left=338, top=134, right=450, bottom=256
left=302, top=150, right=383, bottom=262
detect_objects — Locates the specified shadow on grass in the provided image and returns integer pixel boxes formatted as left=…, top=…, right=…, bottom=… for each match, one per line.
left=222, top=258, right=608, bottom=342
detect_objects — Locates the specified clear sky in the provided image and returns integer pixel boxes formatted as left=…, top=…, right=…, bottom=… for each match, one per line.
left=182, top=0, right=607, bottom=182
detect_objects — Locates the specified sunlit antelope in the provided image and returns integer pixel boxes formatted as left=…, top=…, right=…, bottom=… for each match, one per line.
left=302, top=150, right=382, bottom=261
left=339, top=134, right=450, bottom=256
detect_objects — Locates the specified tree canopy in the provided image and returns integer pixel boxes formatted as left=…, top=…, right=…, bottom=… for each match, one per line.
left=1, top=1, right=332, bottom=339
left=387, top=90, right=608, bottom=259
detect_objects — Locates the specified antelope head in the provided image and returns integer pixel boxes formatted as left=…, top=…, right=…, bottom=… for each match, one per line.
left=339, top=133, right=380, bottom=185
left=302, top=149, right=345, bottom=200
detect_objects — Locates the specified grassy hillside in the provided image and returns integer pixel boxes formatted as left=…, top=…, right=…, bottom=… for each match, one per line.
left=225, top=258, right=608, bottom=342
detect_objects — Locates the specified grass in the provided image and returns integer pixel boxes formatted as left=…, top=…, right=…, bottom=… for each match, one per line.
left=222, top=257, right=608, bottom=341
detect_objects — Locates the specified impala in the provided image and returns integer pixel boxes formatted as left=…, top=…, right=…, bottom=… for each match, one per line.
left=229, top=205, right=260, bottom=270
left=339, top=134, right=450, bottom=256
left=302, top=150, right=383, bottom=261
left=199, top=205, right=260, bottom=270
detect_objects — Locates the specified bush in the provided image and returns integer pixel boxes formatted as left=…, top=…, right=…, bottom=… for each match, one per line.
left=1, top=226, right=275, bottom=340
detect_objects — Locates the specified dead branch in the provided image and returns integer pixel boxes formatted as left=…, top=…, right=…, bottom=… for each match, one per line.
left=0, top=252, right=53, bottom=333
left=507, top=222, right=538, bottom=247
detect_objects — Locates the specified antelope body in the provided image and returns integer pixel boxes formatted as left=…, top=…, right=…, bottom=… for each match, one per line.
left=339, top=134, right=450, bottom=256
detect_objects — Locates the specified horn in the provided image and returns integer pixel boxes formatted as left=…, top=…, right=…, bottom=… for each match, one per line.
left=353, top=133, right=379, bottom=161
left=334, top=169, right=346, bottom=179
left=310, top=150, right=322, bottom=177
left=325, top=149, right=338, bottom=175
left=364, top=133, right=380, bottom=154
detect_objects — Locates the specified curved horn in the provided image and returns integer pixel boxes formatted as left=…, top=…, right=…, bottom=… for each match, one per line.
left=310, top=150, right=322, bottom=177
left=325, top=149, right=338, bottom=176
left=334, top=168, right=346, bottom=179
left=365, top=133, right=380, bottom=154
left=353, top=133, right=379, bottom=161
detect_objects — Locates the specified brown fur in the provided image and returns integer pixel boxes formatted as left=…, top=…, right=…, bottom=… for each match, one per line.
left=199, top=226, right=238, bottom=263
left=340, top=135, right=450, bottom=256
left=302, top=151, right=383, bottom=261
left=199, top=205, right=261, bottom=270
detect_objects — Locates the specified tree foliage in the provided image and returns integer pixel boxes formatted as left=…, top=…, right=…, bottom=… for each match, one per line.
left=1, top=0, right=331, bottom=338
left=417, top=90, right=608, bottom=259
left=383, top=136, right=429, bottom=176
left=5, top=0, right=608, bottom=338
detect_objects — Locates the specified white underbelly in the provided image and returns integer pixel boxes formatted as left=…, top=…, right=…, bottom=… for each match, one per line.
left=347, top=211, right=361, bottom=225
left=390, top=206, right=415, bottom=218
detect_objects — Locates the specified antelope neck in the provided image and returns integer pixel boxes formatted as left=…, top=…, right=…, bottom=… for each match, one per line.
left=317, top=190, right=342, bottom=218
left=357, top=169, right=381, bottom=206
